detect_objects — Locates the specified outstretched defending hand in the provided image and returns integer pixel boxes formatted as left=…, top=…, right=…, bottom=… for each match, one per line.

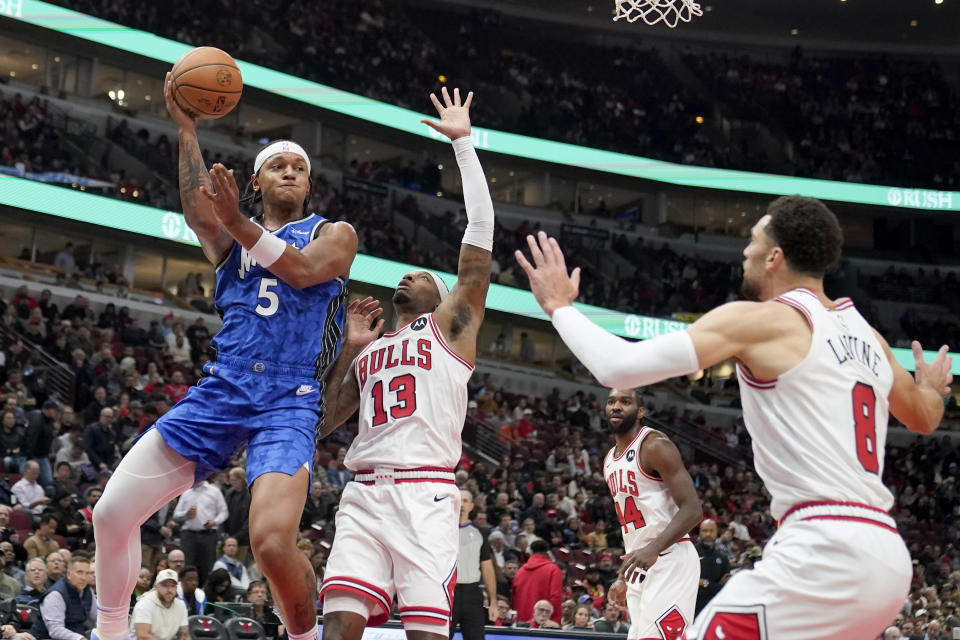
left=344, top=297, right=385, bottom=347
left=421, top=86, right=474, bottom=141
left=913, top=341, right=953, bottom=396
left=515, top=231, right=581, bottom=317
left=198, top=164, right=242, bottom=229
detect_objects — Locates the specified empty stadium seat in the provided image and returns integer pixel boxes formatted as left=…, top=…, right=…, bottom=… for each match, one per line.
left=188, top=615, right=228, bottom=640
left=224, top=617, right=265, bottom=640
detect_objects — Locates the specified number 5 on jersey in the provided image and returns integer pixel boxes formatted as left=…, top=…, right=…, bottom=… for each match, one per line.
left=256, top=278, right=279, bottom=316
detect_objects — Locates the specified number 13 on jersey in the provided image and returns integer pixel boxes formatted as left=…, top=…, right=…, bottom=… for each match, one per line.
left=371, top=374, right=418, bottom=427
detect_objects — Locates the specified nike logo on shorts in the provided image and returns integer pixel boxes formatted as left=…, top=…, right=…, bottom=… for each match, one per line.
left=296, top=384, right=315, bottom=396
left=434, top=495, right=448, bottom=502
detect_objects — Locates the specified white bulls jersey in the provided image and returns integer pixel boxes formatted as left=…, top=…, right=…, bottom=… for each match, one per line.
left=344, top=313, right=472, bottom=471
left=737, top=287, right=895, bottom=521
left=603, top=426, right=682, bottom=551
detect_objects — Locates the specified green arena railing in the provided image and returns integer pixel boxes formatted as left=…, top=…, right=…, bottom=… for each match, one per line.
left=3, top=0, right=960, bottom=212
left=1, top=174, right=956, bottom=375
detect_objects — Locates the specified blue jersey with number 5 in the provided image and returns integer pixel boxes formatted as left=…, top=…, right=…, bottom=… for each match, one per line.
left=212, top=213, right=347, bottom=376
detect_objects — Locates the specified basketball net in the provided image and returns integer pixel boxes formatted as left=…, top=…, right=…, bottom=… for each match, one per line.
left=613, top=0, right=703, bottom=28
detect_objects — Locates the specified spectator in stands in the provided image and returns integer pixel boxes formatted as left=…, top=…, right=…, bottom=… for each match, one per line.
left=695, top=519, right=729, bottom=614
left=24, top=400, right=58, bottom=488
left=245, top=580, right=283, bottom=640
left=53, top=244, right=76, bottom=272
left=511, top=539, right=562, bottom=626
left=173, top=480, right=227, bottom=584
left=519, top=333, right=535, bottom=363
left=50, top=490, right=88, bottom=550
left=13, top=461, right=49, bottom=515
left=497, top=559, right=518, bottom=599
left=32, top=554, right=96, bottom=640
left=3, top=373, right=36, bottom=410
left=301, top=481, right=334, bottom=531
left=593, top=600, right=628, bottom=634
left=161, top=372, right=189, bottom=405
left=53, top=463, right=80, bottom=499
left=79, top=489, right=99, bottom=524
left=326, top=447, right=351, bottom=490
left=212, top=537, right=249, bottom=592
left=81, top=387, right=108, bottom=426
left=132, top=567, right=153, bottom=606
left=18, top=556, right=47, bottom=603
left=45, top=552, right=66, bottom=588
left=584, top=519, right=608, bottom=553
left=203, top=568, right=239, bottom=606
left=167, top=335, right=191, bottom=366
left=55, top=438, right=90, bottom=483
left=25, top=515, right=59, bottom=561
left=882, top=626, right=901, bottom=640
left=83, top=406, right=118, bottom=471
left=166, top=550, right=185, bottom=575
left=0, top=550, right=20, bottom=599
left=221, top=468, right=249, bottom=562
left=1, top=410, right=26, bottom=473
left=522, top=600, right=560, bottom=630
left=130, top=568, right=188, bottom=640
left=175, top=566, right=205, bottom=616
left=1, top=542, right=23, bottom=584
left=563, top=603, right=594, bottom=631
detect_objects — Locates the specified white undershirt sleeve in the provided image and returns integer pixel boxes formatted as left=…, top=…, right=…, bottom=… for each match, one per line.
left=452, top=137, right=494, bottom=251
left=551, top=306, right=700, bottom=389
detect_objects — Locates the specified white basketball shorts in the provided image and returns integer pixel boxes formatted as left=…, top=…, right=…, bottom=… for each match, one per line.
left=319, top=468, right=461, bottom=633
left=626, top=538, right=699, bottom=640
left=687, top=503, right=911, bottom=640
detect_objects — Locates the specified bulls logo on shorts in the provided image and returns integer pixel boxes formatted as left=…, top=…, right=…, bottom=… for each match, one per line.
left=656, top=607, right=685, bottom=640
left=411, top=317, right=428, bottom=331
left=700, top=606, right=767, bottom=640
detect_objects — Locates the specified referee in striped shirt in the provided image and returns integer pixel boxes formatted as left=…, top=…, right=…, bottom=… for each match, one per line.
left=451, top=489, right=498, bottom=640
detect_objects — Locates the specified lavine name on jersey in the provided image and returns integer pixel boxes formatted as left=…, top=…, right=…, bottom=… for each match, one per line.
left=356, top=339, right=433, bottom=388
left=826, top=333, right=882, bottom=378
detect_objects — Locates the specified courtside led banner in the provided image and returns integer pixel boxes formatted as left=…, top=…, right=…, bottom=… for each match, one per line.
left=2, top=1, right=960, bottom=211
left=1, top=175, right=955, bottom=374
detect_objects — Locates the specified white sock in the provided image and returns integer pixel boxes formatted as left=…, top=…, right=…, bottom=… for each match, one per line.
left=287, top=624, right=319, bottom=640
left=96, top=605, right=130, bottom=640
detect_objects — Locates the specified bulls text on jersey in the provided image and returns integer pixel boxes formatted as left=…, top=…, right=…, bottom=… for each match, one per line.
left=356, top=339, right=432, bottom=388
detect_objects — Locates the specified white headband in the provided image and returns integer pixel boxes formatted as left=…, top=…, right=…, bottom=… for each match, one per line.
left=426, top=271, right=449, bottom=302
left=254, top=140, right=311, bottom=175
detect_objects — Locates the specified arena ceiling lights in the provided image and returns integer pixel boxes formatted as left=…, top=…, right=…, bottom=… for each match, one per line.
left=1, top=175, right=956, bottom=375
left=6, top=0, right=960, bottom=212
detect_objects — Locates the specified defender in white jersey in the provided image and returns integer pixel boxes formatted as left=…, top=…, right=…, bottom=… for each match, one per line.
left=517, top=195, right=953, bottom=640
left=602, top=388, right=702, bottom=640
left=318, top=87, right=495, bottom=640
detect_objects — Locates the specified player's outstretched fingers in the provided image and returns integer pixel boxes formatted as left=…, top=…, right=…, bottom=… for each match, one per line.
left=441, top=85, right=453, bottom=108
left=428, top=92, right=444, bottom=114
left=526, top=234, right=546, bottom=266
left=463, top=91, right=474, bottom=109
left=515, top=250, right=535, bottom=278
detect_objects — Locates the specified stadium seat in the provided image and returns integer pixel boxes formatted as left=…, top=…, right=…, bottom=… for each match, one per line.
left=575, top=550, right=594, bottom=565
left=553, top=547, right=572, bottom=564
left=224, top=617, right=265, bottom=640
left=188, top=615, right=228, bottom=640
left=9, top=511, right=32, bottom=532
left=53, top=534, right=69, bottom=550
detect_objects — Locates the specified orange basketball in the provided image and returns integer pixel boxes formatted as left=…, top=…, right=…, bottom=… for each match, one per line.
left=171, top=47, right=243, bottom=119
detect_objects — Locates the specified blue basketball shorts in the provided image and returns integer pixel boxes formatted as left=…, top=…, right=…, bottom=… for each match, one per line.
left=151, top=354, right=321, bottom=487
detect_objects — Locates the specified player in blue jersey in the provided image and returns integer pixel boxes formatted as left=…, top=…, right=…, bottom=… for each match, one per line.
left=91, top=73, right=357, bottom=640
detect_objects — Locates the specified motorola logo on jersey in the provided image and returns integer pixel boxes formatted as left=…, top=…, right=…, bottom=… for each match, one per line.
left=411, top=317, right=428, bottom=331
left=356, top=338, right=433, bottom=388
left=626, top=450, right=636, bottom=461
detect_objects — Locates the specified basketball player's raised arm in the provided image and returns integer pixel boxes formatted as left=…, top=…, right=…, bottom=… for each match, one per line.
left=422, top=88, right=493, bottom=364
left=516, top=232, right=786, bottom=387
left=618, top=435, right=703, bottom=581
left=874, top=331, right=952, bottom=434
left=163, top=73, right=234, bottom=266
left=317, top=297, right=384, bottom=438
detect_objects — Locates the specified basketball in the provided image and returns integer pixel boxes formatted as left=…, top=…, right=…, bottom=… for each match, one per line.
left=170, top=46, right=243, bottom=119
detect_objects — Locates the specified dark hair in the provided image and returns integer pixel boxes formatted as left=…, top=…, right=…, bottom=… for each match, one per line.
left=179, top=565, right=199, bottom=580
left=204, top=567, right=233, bottom=596
left=530, top=539, right=551, bottom=555
left=764, top=196, right=843, bottom=277
left=247, top=580, right=266, bottom=594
